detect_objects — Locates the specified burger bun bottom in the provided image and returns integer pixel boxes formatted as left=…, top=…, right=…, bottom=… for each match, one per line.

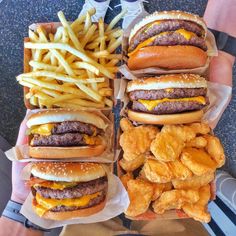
left=128, top=109, right=204, bottom=125
left=29, top=144, right=106, bottom=159
left=33, top=199, right=106, bottom=220
left=128, top=45, right=208, bottom=70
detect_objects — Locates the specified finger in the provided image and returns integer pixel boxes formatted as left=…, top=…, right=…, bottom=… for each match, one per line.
left=209, top=51, right=234, bottom=87
left=16, top=110, right=30, bottom=145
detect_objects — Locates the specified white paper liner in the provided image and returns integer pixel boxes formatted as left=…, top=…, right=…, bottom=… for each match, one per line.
left=116, top=78, right=232, bottom=129
left=121, top=11, right=218, bottom=76
left=5, top=108, right=118, bottom=163
left=204, top=82, right=232, bottom=129
left=20, top=165, right=129, bottom=229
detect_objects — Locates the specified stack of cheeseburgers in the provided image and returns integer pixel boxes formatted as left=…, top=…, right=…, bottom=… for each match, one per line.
left=119, top=10, right=225, bottom=223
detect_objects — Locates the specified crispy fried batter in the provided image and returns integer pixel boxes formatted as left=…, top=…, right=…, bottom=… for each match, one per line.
left=153, top=189, right=199, bottom=214
left=172, top=172, right=214, bottom=189
left=188, top=122, right=210, bottom=135
left=142, top=158, right=173, bottom=183
left=151, top=182, right=172, bottom=201
left=162, top=124, right=196, bottom=142
left=182, top=184, right=211, bottom=223
left=120, top=172, right=133, bottom=189
left=167, top=160, right=193, bottom=180
left=180, top=147, right=217, bottom=176
left=151, top=132, right=185, bottom=162
left=186, top=136, right=207, bottom=148
left=125, top=179, right=154, bottom=217
left=120, top=118, right=134, bottom=132
left=204, top=134, right=225, bottom=168
left=119, top=154, right=146, bottom=172
left=120, top=125, right=159, bottom=161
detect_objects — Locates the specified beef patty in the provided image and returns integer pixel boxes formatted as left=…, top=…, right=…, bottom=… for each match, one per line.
left=132, top=99, right=208, bottom=114
left=34, top=176, right=108, bottom=199
left=52, top=121, right=100, bottom=136
left=51, top=190, right=106, bottom=212
left=129, top=20, right=205, bottom=52
left=149, top=32, right=207, bottom=51
left=32, top=133, right=86, bottom=147
left=129, top=88, right=207, bottom=101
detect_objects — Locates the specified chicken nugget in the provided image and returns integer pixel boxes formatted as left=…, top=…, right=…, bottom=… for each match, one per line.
left=167, top=160, right=193, bottom=180
left=120, top=118, right=133, bottom=131
left=172, top=172, right=214, bottom=189
left=151, top=182, right=172, bottom=201
left=180, top=147, right=217, bottom=176
left=153, top=189, right=199, bottom=214
left=125, top=179, right=154, bottom=217
left=204, top=134, right=225, bottom=168
left=120, top=125, right=159, bottom=161
left=162, top=124, right=196, bottom=142
left=120, top=172, right=133, bottom=189
left=182, top=184, right=211, bottom=223
left=186, top=136, right=207, bottom=148
left=142, top=158, right=172, bottom=183
left=151, top=132, right=184, bottom=162
left=188, top=122, right=210, bottom=135
left=119, top=154, right=146, bottom=172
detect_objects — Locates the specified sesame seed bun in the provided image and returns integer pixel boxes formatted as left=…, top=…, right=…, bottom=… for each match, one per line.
left=31, top=162, right=106, bottom=182
left=129, top=10, right=207, bottom=43
left=127, top=74, right=207, bottom=92
left=27, top=109, right=107, bottom=130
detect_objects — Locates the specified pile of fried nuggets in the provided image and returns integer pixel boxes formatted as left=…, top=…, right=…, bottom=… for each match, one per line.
left=119, top=118, right=225, bottom=223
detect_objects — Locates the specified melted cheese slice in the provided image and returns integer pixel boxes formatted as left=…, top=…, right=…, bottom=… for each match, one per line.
left=31, top=124, right=55, bottom=136
left=128, top=29, right=197, bottom=56
left=138, top=96, right=206, bottom=111
left=83, top=135, right=102, bottom=145
left=35, top=192, right=101, bottom=217
left=34, top=181, right=78, bottom=190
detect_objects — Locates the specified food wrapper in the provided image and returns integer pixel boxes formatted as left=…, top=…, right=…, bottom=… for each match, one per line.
left=23, top=22, right=116, bottom=110
left=116, top=77, right=232, bottom=129
left=120, top=11, right=218, bottom=77
left=19, top=164, right=129, bottom=229
left=5, top=109, right=119, bottom=163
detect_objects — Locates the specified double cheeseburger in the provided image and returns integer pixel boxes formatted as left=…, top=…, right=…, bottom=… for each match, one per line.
left=127, top=74, right=209, bottom=124
left=127, top=11, right=208, bottom=70
left=28, top=162, right=108, bottom=220
left=27, top=109, right=108, bottom=159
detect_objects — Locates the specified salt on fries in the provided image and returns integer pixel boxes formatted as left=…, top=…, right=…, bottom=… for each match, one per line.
left=17, top=8, right=124, bottom=108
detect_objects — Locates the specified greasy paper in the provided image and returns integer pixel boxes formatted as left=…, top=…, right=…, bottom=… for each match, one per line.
left=5, top=109, right=118, bottom=163
left=20, top=166, right=129, bottom=229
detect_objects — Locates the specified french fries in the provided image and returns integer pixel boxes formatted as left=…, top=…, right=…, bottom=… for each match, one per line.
left=17, top=9, right=123, bottom=109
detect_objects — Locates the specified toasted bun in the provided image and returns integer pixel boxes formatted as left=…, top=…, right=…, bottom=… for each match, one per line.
left=32, top=199, right=106, bottom=220
left=31, top=162, right=106, bottom=182
left=127, top=46, right=208, bottom=70
left=127, top=74, right=207, bottom=92
left=129, top=11, right=207, bottom=43
left=27, top=109, right=107, bottom=130
left=29, top=144, right=106, bottom=159
left=128, top=109, right=203, bottom=125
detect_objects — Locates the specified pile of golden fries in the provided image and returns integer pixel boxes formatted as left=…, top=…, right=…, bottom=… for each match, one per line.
left=17, top=8, right=125, bottom=109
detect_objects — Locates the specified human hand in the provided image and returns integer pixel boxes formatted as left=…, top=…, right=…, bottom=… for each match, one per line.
left=209, top=50, right=234, bottom=87
left=11, top=111, right=30, bottom=204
